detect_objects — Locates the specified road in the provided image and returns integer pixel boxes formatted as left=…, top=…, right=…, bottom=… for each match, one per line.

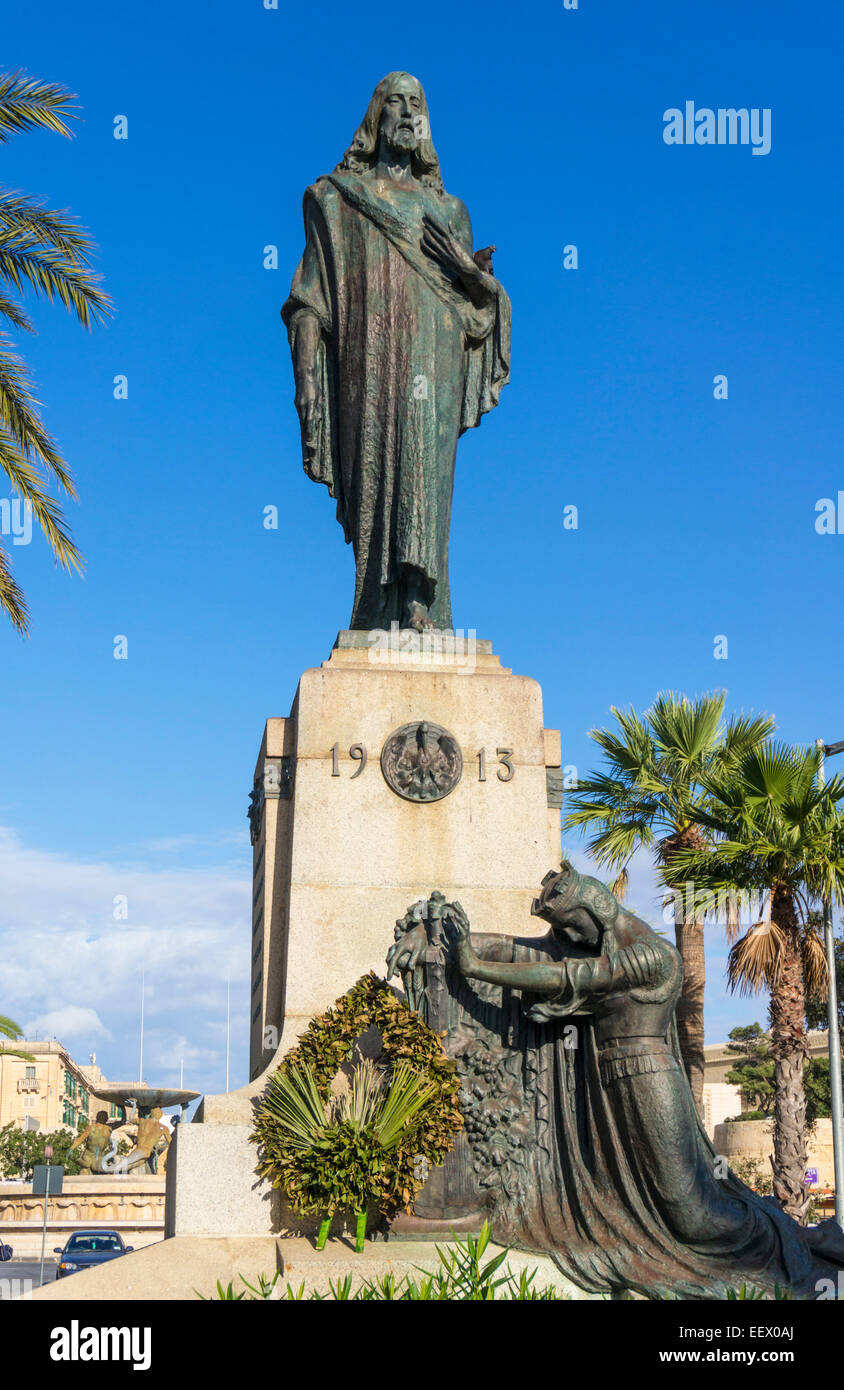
left=0, top=1258, right=59, bottom=1298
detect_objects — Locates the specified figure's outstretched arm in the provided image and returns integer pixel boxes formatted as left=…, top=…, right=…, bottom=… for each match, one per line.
left=283, top=193, right=333, bottom=472
left=446, top=902, right=565, bottom=996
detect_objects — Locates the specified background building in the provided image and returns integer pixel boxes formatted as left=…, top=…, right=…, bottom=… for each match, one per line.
left=701, top=1031, right=832, bottom=1139
left=0, top=1041, right=117, bottom=1133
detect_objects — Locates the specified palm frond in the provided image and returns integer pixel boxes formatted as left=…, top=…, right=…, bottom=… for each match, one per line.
left=801, top=925, right=829, bottom=1001
left=739, top=742, right=808, bottom=810
left=0, top=288, right=33, bottom=333
left=727, top=920, right=784, bottom=996
left=0, top=1014, right=24, bottom=1041
left=374, top=1064, right=436, bottom=1150
left=581, top=819, right=655, bottom=872
left=0, top=429, right=82, bottom=577
left=0, top=539, right=29, bottom=633
left=610, top=864, right=629, bottom=901
left=647, top=690, right=726, bottom=771
left=0, top=191, right=102, bottom=261
left=720, top=711, right=777, bottom=764
left=333, top=1057, right=387, bottom=1129
left=0, top=344, right=77, bottom=493
left=724, top=888, right=743, bottom=942
left=591, top=707, right=656, bottom=780
left=263, top=1064, right=329, bottom=1152
left=0, top=234, right=112, bottom=329
left=0, top=71, right=77, bottom=143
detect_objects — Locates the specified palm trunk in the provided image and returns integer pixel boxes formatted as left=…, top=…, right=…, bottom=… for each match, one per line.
left=674, top=910, right=706, bottom=1114
left=667, top=831, right=707, bottom=1116
left=768, top=885, right=810, bottom=1222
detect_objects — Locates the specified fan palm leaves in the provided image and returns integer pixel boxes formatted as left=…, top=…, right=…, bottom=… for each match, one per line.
left=0, top=70, right=112, bottom=633
left=563, top=691, right=775, bottom=1111
left=260, top=1057, right=439, bottom=1251
left=667, top=743, right=844, bottom=1220
left=263, top=1057, right=436, bottom=1155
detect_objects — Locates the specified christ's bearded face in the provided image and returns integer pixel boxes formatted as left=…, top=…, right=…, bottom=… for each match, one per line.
left=378, top=77, right=427, bottom=156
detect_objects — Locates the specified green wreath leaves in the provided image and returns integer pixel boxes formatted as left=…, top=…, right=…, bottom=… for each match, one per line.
left=250, top=973, right=464, bottom=1222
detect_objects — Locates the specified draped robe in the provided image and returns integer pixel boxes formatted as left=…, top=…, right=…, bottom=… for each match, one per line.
left=418, top=930, right=844, bottom=1299
left=282, top=170, right=510, bottom=630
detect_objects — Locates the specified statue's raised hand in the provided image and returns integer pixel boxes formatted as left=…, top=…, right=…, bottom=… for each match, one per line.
left=421, top=214, right=493, bottom=300
left=444, top=900, right=476, bottom=973
left=386, top=901, right=428, bottom=980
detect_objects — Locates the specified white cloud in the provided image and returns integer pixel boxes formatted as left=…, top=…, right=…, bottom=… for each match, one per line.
left=24, top=1005, right=110, bottom=1042
left=0, top=826, right=251, bottom=1098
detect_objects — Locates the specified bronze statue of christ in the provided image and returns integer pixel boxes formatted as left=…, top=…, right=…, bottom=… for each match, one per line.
left=283, top=71, right=510, bottom=632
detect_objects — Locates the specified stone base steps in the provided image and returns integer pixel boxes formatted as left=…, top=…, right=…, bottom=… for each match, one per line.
left=32, top=1233, right=600, bottom=1301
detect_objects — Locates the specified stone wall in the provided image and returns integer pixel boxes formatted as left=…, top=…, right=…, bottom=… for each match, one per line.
left=713, top=1117, right=835, bottom=1188
left=0, top=1175, right=164, bottom=1258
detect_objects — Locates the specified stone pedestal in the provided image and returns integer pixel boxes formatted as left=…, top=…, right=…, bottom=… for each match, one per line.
left=240, top=632, right=562, bottom=1086
left=175, top=634, right=564, bottom=1256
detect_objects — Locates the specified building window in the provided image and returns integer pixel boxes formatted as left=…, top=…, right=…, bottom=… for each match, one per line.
left=25, top=1065, right=36, bottom=1081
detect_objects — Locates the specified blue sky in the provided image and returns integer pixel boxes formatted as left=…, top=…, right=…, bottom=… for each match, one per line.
left=1, top=0, right=842, bottom=1097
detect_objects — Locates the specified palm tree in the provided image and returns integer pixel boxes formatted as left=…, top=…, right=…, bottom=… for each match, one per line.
left=0, top=1013, right=34, bottom=1062
left=563, top=692, right=775, bottom=1112
left=0, top=70, right=111, bottom=633
left=668, top=744, right=844, bottom=1220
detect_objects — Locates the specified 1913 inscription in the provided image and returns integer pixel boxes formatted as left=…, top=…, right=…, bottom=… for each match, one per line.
left=330, top=728, right=515, bottom=797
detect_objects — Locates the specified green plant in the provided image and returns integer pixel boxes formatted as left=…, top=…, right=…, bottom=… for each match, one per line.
left=728, top=1156, right=773, bottom=1195
left=563, top=692, right=774, bottom=1111
left=251, top=975, right=464, bottom=1250
left=0, top=1014, right=34, bottom=1062
left=725, top=1282, right=794, bottom=1300
left=724, top=1024, right=775, bottom=1115
left=258, top=1056, right=439, bottom=1251
left=198, top=1272, right=281, bottom=1301
left=804, top=1055, right=844, bottom=1128
left=669, top=743, right=844, bottom=1220
left=0, top=1121, right=84, bottom=1177
left=0, top=70, right=112, bottom=632
left=198, top=1223, right=570, bottom=1300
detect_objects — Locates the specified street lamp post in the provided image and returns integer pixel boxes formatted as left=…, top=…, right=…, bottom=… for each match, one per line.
left=816, top=738, right=844, bottom=1231
left=38, top=1143, right=52, bottom=1289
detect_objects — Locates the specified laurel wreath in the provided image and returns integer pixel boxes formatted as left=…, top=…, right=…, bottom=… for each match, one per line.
left=251, top=973, right=464, bottom=1221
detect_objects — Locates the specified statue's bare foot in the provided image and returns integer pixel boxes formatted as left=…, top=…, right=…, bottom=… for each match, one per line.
left=407, top=601, right=436, bottom=631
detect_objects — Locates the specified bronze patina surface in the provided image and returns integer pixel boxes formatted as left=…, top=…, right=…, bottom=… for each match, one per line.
left=380, top=720, right=462, bottom=802
left=283, top=72, right=510, bottom=632
left=387, top=864, right=844, bottom=1298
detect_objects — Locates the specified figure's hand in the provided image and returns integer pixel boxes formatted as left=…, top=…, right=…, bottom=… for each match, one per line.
left=295, top=371, right=319, bottom=459
left=421, top=214, right=493, bottom=298
left=444, top=900, right=476, bottom=973
left=386, top=917, right=428, bottom=979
